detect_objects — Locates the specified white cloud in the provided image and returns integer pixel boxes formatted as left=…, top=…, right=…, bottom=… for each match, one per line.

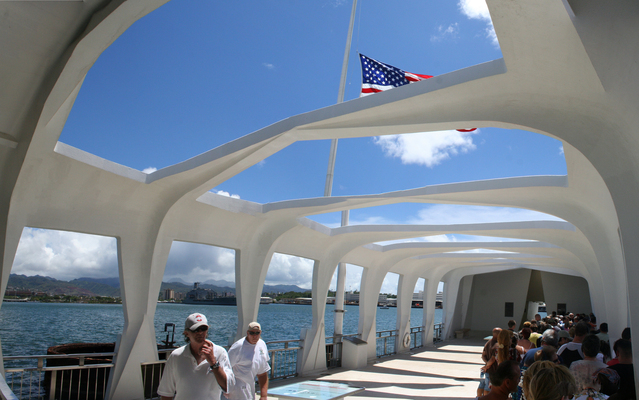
left=263, top=63, right=275, bottom=70
left=329, top=263, right=363, bottom=293
left=215, top=190, right=240, bottom=199
left=142, top=167, right=157, bottom=174
left=348, top=216, right=396, bottom=226
left=415, top=278, right=426, bottom=293
left=380, top=272, right=400, bottom=295
left=458, top=0, right=490, bottom=20
left=265, top=253, right=315, bottom=288
left=164, top=241, right=236, bottom=283
left=409, top=204, right=564, bottom=225
left=325, top=0, right=348, bottom=7
left=374, top=130, right=477, bottom=167
left=559, top=145, right=565, bottom=155
left=431, top=23, right=459, bottom=42
left=328, top=265, right=399, bottom=295
left=458, top=0, right=499, bottom=47
left=12, top=228, right=118, bottom=281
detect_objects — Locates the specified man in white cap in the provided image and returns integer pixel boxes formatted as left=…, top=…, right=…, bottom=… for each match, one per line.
left=158, top=312, right=234, bottom=400
left=227, top=322, right=270, bottom=400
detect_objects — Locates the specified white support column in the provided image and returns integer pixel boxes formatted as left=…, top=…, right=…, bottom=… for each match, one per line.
left=396, top=274, right=419, bottom=353
left=0, top=219, right=25, bottom=375
left=333, top=211, right=350, bottom=337
left=358, top=267, right=387, bottom=360
left=459, top=275, right=474, bottom=334
left=607, top=189, right=639, bottom=397
left=588, top=272, right=626, bottom=343
left=298, top=259, right=336, bottom=375
left=234, top=247, right=273, bottom=342
left=422, top=278, right=439, bottom=347
left=106, top=233, right=171, bottom=400
left=234, top=222, right=297, bottom=341
left=298, top=243, right=363, bottom=375
left=441, top=274, right=462, bottom=340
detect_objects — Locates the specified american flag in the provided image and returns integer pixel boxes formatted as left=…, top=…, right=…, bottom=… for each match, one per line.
left=359, top=54, right=476, bottom=132
left=359, top=54, right=432, bottom=97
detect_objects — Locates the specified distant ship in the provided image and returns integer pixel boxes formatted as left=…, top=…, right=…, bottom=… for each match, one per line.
left=182, top=282, right=237, bottom=306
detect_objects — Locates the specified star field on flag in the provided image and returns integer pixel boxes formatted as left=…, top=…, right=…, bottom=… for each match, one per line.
left=359, top=54, right=432, bottom=97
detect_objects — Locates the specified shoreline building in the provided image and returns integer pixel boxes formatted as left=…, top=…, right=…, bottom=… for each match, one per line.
left=1, top=1, right=639, bottom=398
left=162, top=288, right=174, bottom=302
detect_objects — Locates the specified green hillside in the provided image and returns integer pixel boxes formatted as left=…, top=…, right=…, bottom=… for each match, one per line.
left=8, top=274, right=119, bottom=297
left=7, top=274, right=310, bottom=298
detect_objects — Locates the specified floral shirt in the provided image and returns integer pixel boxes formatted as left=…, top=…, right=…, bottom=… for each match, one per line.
left=573, top=388, right=608, bottom=400
left=570, top=359, right=608, bottom=391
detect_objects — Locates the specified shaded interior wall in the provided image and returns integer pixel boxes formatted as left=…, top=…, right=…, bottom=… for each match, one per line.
left=540, top=272, right=592, bottom=315
left=450, top=275, right=473, bottom=334
left=520, top=270, right=545, bottom=326
left=449, top=280, right=465, bottom=334
left=465, top=269, right=532, bottom=332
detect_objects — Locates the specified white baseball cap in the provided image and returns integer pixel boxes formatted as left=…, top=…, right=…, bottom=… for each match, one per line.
left=185, top=313, right=208, bottom=331
left=248, top=322, right=261, bottom=331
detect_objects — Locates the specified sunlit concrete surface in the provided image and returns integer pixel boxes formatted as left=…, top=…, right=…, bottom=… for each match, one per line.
left=270, top=337, right=486, bottom=400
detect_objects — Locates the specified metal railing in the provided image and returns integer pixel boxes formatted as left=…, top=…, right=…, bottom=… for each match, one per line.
left=325, top=333, right=359, bottom=368
left=140, top=349, right=173, bottom=400
left=2, top=325, right=446, bottom=400
left=433, top=323, right=444, bottom=343
left=376, top=329, right=398, bottom=358
left=409, top=326, right=424, bottom=349
left=3, top=353, right=115, bottom=400
left=325, top=339, right=341, bottom=369
left=264, top=339, right=300, bottom=380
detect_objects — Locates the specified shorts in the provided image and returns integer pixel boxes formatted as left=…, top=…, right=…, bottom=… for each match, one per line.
left=478, top=371, right=491, bottom=391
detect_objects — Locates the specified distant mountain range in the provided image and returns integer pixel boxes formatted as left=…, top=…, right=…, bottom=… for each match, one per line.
left=7, top=274, right=310, bottom=298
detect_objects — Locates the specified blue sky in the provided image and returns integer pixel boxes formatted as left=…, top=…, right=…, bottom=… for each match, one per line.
left=13, top=0, right=567, bottom=294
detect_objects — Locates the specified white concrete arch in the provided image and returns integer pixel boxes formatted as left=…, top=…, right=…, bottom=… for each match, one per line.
left=395, top=271, right=423, bottom=353
left=371, top=249, right=589, bottom=344
left=353, top=220, right=604, bottom=326
left=289, top=219, right=592, bottom=370
left=435, top=263, right=588, bottom=339
left=4, top=0, right=639, bottom=396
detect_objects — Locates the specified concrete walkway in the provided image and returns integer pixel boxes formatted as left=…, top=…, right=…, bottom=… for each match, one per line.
left=269, top=336, right=487, bottom=400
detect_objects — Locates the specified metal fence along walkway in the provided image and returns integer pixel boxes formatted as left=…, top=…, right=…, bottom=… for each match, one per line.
left=1, top=324, right=443, bottom=400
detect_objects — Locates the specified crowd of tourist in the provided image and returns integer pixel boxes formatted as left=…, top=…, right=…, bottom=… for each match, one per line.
left=478, top=312, right=635, bottom=400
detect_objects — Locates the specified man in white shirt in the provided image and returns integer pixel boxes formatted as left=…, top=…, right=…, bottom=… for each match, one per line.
left=227, top=322, right=271, bottom=400
left=158, top=313, right=234, bottom=400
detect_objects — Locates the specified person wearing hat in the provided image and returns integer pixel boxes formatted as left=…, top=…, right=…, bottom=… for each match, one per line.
left=521, top=329, right=558, bottom=368
left=227, top=322, right=271, bottom=400
left=158, top=313, right=234, bottom=400
left=558, top=329, right=572, bottom=347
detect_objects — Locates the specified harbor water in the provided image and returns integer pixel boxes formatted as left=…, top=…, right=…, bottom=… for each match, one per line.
left=0, top=302, right=442, bottom=358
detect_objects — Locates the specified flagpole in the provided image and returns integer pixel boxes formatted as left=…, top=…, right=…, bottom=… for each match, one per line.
left=325, top=0, right=357, bottom=341
left=324, top=0, right=357, bottom=197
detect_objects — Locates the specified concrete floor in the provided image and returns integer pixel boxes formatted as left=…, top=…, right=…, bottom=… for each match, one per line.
left=269, top=336, right=487, bottom=400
